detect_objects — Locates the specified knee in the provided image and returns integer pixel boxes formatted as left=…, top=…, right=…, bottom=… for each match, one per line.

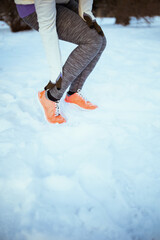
left=89, top=32, right=103, bottom=54
left=90, top=32, right=107, bottom=55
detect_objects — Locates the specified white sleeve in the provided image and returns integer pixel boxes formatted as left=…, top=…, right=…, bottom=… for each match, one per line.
left=34, top=0, right=62, bottom=83
left=78, top=0, right=95, bottom=21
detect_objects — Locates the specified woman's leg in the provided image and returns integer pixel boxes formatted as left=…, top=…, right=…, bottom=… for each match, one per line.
left=64, top=0, right=107, bottom=93
left=23, top=4, right=105, bottom=100
left=68, top=36, right=106, bottom=93
left=23, top=12, right=39, bottom=31
left=49, top=4, right=104, bottom=99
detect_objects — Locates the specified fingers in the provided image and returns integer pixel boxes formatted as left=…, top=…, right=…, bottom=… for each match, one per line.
left=93, top=21, right=104, bottom=37
left=83, top=14, right=94, bottom=28
left=44, top=76, right=62, bottom=91
left=83, top=13, right=104, bottom=36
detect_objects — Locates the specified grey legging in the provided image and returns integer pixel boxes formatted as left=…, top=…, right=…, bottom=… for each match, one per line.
left=23, top=0, right=106, bottom=100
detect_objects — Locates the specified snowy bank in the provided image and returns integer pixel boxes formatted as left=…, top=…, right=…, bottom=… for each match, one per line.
left=0, top=17, right=160, bottom=240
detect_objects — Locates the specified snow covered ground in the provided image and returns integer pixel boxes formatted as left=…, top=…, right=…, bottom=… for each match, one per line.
left=0, top=17, right=160, bottom=240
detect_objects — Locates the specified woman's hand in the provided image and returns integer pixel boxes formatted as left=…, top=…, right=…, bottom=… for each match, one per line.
left=83, top=13, right=104, bottom=37
left=78, top=0, right=104, bottom=36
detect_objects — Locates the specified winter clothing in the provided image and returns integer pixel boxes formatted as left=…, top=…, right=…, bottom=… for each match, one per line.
left=15, top=0, right=106, bottom=123
left=22, top=0, right=106, bottom=100
left=16, top=4, right=35, bottom=18
left=15, top=0, right=69, bottom=5
left=15, top=0, right=96, bottom=84
left=15, top=0, right=34, bottom=4
left=83, top=13, right=104, bottom=36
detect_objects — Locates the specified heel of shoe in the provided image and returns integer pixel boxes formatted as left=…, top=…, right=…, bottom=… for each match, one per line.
left=38, top=90, right=45, bottom=100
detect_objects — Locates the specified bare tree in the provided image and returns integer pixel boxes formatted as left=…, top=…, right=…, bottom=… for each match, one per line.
left=0, top=0, right=160, bottom=31
left=93, top=0, right=160, bottom=25
left=0, top=0, right=31, bottom=32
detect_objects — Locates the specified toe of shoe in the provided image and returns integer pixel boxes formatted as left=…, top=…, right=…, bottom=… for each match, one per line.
left=52, top=115, right=66, bottom=124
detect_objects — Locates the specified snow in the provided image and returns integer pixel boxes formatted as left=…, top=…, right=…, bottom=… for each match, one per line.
left=0, top=17, right=160, bottom=240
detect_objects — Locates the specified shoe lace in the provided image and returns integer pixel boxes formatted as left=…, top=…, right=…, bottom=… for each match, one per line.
left=77, top=89, right=88, bottom=102
left=55, top=100, right=60, bottom=116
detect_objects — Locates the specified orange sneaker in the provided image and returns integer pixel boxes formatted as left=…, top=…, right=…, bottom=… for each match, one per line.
left=38, top=90, right=66, bottom=124
left=65, top=90, right=98, bottom=110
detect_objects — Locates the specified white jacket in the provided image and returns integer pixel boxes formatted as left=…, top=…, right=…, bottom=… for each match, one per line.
left=15, top=0, right=95, bottom=83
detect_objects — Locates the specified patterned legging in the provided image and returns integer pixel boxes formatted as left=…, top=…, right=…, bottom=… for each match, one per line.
left=23, top=0, right=107, bottom=99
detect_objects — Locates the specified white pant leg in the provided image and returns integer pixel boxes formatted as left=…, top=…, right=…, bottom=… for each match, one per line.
left=34, top=0, right=62, bottom=83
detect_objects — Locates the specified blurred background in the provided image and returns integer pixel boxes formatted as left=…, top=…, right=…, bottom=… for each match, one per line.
left=0, top=0, right=160, bottom=32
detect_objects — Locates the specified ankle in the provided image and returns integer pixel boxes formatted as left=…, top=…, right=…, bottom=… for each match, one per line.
left=47, top=90, right=60, bottom=102
left=67, top=91, right=76, bottom=96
